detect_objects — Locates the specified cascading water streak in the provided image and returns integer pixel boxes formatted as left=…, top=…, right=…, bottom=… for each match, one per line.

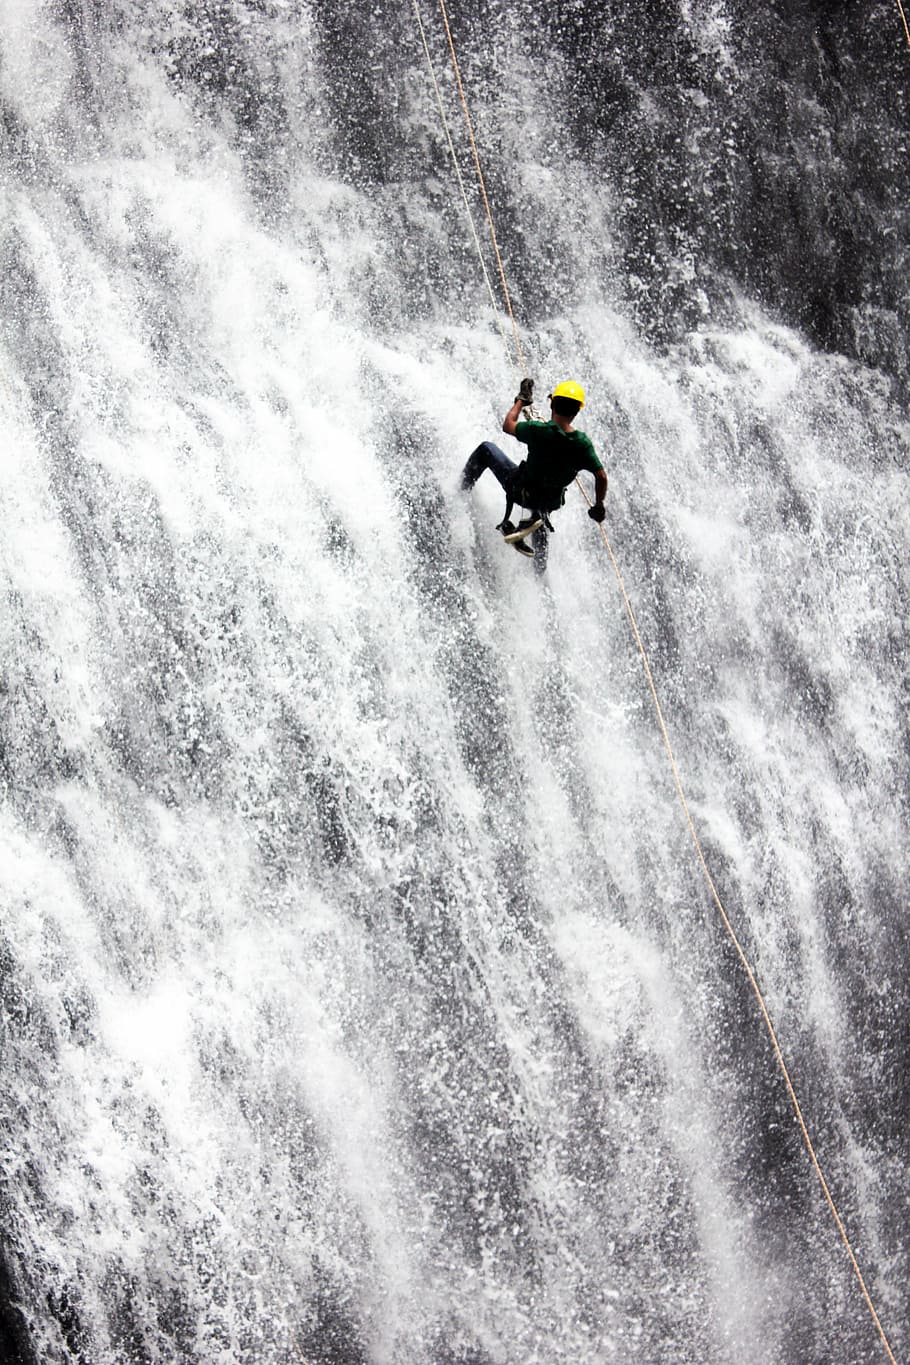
left=1, top=2, right=907, bottom=1362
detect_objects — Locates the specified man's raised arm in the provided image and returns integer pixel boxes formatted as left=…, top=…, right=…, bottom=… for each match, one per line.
left=502, top=397, right=524, bottom=436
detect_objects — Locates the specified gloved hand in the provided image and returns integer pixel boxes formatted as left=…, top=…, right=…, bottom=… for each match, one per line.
left=514, top=377, right=534, bottom=408
left=588, top=503, right=606, bottom=523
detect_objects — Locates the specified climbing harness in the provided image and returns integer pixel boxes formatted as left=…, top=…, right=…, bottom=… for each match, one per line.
left=416, top=4, right=900, bottom=1362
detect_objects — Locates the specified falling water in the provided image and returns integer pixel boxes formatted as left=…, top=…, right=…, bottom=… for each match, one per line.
left=1, top=1, right=908, bottom=1361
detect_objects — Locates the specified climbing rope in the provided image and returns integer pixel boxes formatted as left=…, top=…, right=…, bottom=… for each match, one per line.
left=412, top=0, right=515, bottom=366
left=433, top=0, right=526, bottom=374
left=573, top=474, right=898, bottom=1360
left=422, top=6, right=900, bottom=1362
left=897, top=0, right=910, bottom=47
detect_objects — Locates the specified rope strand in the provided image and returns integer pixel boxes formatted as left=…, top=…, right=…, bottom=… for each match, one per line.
left=412, top=0, right=515, bottom=363
left=896, top=0, right=910, bottom=47
left=573, top=473, right=898, bottom=1363
left=435, top=0, right=526, bottom=374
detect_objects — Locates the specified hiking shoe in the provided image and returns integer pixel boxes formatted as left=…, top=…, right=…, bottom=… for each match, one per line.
left=498, top=519, right=517, bottom=537
left=511, top=538, right=535, bottom=558
left=502, top=516, right=543, bottom=542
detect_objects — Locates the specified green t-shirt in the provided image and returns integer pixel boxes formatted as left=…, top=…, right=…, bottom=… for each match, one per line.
left=513, top=420, right=603, bottom=509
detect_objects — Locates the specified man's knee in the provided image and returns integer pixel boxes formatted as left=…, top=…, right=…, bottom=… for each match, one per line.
left=461, top=443, right=490, bottom=489
left=462, top=441, right=502, bottom=489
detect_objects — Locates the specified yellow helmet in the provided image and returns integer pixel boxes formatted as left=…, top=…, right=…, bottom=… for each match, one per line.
left=551, top=380, right=586, bottom=408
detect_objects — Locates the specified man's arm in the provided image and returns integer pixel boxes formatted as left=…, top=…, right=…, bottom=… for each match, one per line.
left=588, top=467, right=608, bottom=522
left=502, top=397, right=524, bottom=436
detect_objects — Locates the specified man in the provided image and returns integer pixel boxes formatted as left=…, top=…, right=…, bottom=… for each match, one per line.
left=461, top=379, right=607, bottom=567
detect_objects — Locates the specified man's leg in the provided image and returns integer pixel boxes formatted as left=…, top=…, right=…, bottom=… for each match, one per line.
left=461, top=441, right=518, bottom=492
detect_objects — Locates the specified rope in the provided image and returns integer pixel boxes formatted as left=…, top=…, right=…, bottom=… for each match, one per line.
left=897, top=0, right=910, bottom=47
left=573, top=473, right=898, bottom=1362
left=418, top=5, right=899, bottom=1360
left=412, top=0, right=515, bottom=365
left=435, top=0, right=526, bottom=374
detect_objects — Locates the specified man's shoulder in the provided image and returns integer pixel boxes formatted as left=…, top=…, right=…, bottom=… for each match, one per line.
left=514, top=419, right=552, bottom=443
left=572, top=429, right=603, bottom=469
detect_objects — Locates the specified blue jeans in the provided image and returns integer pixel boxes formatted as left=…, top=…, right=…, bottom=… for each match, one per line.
left=461, top=441, right=520, bottom=498
left=461, top=441, right=549, bottom=572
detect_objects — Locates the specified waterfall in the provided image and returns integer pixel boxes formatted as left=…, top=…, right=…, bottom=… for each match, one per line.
left=1, top=1, right=907, bottom=1361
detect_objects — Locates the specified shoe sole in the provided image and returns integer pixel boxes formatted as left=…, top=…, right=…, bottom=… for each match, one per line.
left=502, top=518, right=543, bottom=543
